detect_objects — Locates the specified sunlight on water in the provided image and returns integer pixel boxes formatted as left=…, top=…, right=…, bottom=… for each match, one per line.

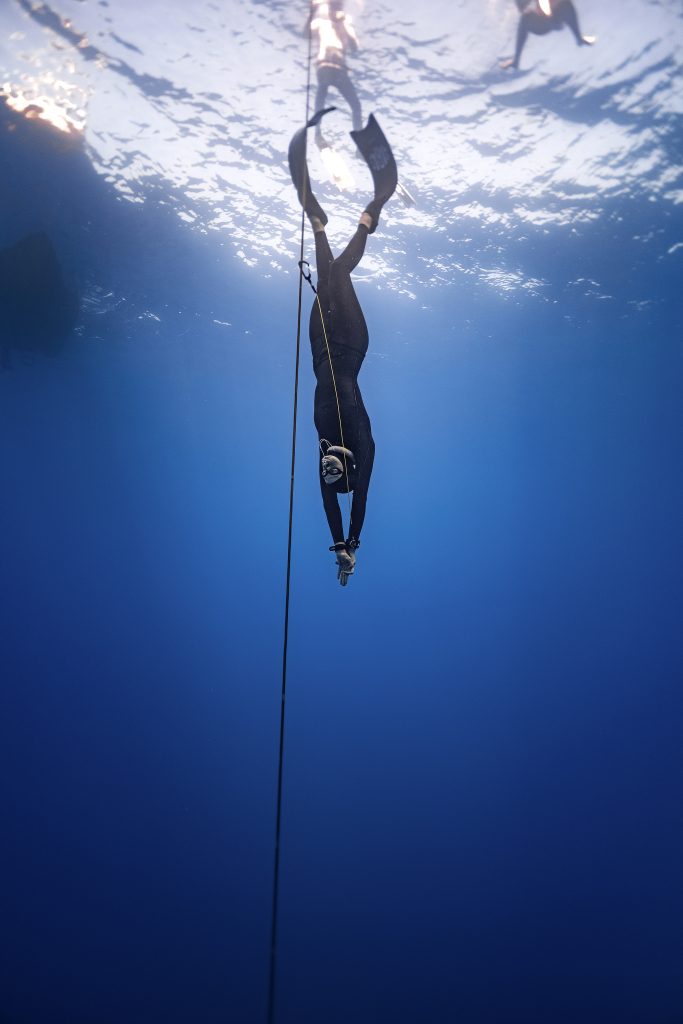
left=1, top=0, right=681, bottom=300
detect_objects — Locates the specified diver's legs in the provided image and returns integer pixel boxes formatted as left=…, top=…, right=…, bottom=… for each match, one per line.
left=334, top=224, right=369, bottom=275
left=314, top=224, right=334, bottom=268
left=526, top=11, right=556, bottom=36
left=313, top=225, right=335, bottom=314
left=314, top=69, right=331, bottom=145
left=333, top=68, right=363, bottom=133
left=502, top=11, right=555, bottom=69
left=503, top=2, right=594, bottom=67
left=512, top=15, right=533, bottom=67
left=555, top=0, right=594, bottom=45
left=328, top=226, right=369, bottom=356
left=314, top=72, right=329, bottom=121
left=309, top=226, right=368, bottom=359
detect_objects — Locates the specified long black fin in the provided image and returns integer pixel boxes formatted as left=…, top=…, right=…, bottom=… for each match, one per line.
left=287, top=107, right=336, bottom=225
left=350, top=114, right=398, bottom=233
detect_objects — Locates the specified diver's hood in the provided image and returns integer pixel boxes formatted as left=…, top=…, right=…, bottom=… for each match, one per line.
left=321, top=454, right=344, bottom=484
left=321, top=444, right=356, bottom=485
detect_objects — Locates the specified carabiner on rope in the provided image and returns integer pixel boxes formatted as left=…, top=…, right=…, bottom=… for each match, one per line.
left=298, top=259, right=317, bottom=294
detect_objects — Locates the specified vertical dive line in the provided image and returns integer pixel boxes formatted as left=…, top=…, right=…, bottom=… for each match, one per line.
left=267, top=7, right=314, bottom=1024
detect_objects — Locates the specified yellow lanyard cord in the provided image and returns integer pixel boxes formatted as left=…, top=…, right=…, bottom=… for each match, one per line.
left=314, top=289, right=353, bottom=521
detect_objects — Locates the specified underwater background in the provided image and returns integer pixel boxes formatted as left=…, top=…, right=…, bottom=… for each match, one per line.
left=1, top=0, right=681, bottom=1021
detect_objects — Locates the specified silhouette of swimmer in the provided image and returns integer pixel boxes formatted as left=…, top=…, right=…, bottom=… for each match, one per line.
left=288, top=110, right=397, bottom=586
left=306, top=0, right=362, bottom=147
left=501, top=0, right=596, bottom=70
left=0, top=233, right=78, bottom=368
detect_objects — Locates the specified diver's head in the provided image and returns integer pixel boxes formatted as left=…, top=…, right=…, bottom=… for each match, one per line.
left=320, top=439, right=356, bottom=488
left=321, top=452, right=344, bottom=484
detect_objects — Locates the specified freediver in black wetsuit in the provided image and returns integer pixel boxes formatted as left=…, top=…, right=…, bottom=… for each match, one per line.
left=306, top=0, right=362, bottom=147
left=288, top=110, right=397, bottom=586
left=501, top=0, right=595, bottom=71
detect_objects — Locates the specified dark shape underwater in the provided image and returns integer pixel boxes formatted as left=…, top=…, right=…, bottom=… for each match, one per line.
left=0, top=232, right=78, bottom=366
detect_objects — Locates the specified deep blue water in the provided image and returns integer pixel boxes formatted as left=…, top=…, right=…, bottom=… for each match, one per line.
left=1, top=1, right=682, bottom=1022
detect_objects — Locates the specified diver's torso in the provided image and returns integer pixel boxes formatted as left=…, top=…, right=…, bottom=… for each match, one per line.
left=314, top=360, right=373, bottom=465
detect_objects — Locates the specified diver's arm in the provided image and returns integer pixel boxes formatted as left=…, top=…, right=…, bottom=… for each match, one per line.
left=348, top=436, right=375, bottom=545
left=320, top=475, right=345, bottom=545
left=342, top=16, right=359, bottom=53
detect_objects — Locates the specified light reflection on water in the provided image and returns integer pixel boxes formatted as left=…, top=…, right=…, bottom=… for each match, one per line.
left=0, top=0, right=681, bottom=299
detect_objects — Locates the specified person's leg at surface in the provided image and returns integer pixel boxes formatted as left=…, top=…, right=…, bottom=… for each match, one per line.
left=516, top=14, right=532, bottom=66
left=504, top=14, right=535, bottom=68
left=313, top=68, right=333, bottom=145
left=334, top=68, right=363, bottom=134
left=502, top=10, right=556, bottom=68
left=554, top=0, right=595, bottom=45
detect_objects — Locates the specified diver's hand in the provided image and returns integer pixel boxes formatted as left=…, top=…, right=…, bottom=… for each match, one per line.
left=500, top=57, right=517, bottom=70
left=329, top=542, right=356, bottom=587
left=337, top=546, right=355, bottom=586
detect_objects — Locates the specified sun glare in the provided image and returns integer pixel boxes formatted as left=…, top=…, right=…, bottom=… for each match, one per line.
left=2, top=78, right=85, bottom=135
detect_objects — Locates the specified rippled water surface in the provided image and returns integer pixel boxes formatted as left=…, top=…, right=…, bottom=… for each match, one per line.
left=3, top=0, right=682, bottom=294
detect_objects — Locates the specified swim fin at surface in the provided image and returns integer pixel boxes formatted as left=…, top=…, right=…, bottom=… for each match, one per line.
left=288, top=107, right=336, bottom=226
left=350, top=114, right=398, bottom=233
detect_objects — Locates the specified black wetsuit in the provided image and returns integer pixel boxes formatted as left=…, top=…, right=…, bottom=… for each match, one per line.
left=310, top=225, right=374, bottom=546
left=511, top=0, right=588, bottom=68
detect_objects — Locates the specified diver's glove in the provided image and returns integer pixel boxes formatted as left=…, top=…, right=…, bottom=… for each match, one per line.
left=329, top=541, right=356, bottom=587
left=340, top=537, right=360, bottom=587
